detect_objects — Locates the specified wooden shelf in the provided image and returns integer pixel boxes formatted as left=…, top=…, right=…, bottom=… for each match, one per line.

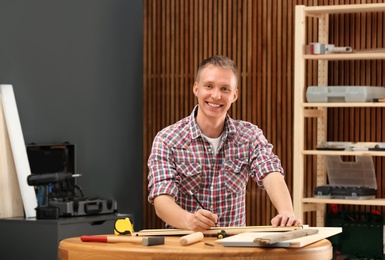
left=304, top=53, right=385, bottom=60
left=302, top=198, right=385, bottom=207
left=293, top=3, right=385, bottom=227
left=304, top=3, right=385, bottom=15
left=303, top=150, right=385, bottom=157
left=303, top=102, right=385, bottom=108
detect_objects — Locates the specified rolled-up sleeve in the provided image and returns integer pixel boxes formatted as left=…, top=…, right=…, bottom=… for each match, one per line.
left=249, top=128, right=284, bottom=188
left=147, top=133, right=179, bottom=204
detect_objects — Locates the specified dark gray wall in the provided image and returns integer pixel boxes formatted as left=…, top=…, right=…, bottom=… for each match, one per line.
left=0, top=0, right=143, bottom=229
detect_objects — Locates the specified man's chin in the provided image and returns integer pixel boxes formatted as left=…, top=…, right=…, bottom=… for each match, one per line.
left=201, top=104, right=228, bottom=117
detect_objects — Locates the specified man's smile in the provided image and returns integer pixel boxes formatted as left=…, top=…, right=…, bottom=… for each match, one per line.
left=206, top=102, right=222, bottom=108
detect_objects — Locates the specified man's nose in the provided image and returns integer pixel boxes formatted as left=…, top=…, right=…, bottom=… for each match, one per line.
left=211, top=89, right=221, bottom=99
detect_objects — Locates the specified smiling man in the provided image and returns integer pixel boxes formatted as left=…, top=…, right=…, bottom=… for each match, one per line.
left=147, top=55, right=301, bottom=231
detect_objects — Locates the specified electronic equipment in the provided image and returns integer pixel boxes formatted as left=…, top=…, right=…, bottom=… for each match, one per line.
left=26, top=143, right=117, bottom=219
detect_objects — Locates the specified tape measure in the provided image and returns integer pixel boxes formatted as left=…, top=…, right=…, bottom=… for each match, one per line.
left=114, top=217, right=134, bottom=235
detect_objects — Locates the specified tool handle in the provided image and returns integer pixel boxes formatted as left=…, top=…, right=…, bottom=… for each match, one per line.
left=254, top=229, right=319, bottom=244
left=179, top=232, right=204, bottom=246
left=81, top=235, right=108, bottom=243
left=81, top=235, right=142, bottom=243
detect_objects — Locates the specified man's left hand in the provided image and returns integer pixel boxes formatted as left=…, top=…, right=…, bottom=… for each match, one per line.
left=271, top=213, right=302, bottom=227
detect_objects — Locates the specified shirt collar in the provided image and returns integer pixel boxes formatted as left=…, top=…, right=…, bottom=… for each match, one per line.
left=189, top=105, right=237, bottom=141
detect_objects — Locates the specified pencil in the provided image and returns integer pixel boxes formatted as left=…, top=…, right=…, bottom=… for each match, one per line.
left=188, top=190, right=206, bottom=210
left=188, top=190, right=218, bottom=226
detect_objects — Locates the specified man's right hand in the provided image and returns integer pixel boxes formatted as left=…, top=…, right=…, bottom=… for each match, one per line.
left=154, top=195, right=218, bottom=231
left=185, top=209, right=218, bottom=231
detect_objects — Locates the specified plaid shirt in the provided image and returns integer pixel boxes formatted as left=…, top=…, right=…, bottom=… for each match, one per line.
left=147, top=106, right=283, bottom=227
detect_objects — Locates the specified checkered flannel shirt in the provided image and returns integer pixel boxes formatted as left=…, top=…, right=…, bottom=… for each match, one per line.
left=147, top=106, right=283, bottom=227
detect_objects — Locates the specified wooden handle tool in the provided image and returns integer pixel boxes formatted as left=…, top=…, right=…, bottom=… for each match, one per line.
left=81, top=235, right=165, bottom=246
left=179, top=232, right=204, bottom=246
left=253, top=229, right=319, bottom=244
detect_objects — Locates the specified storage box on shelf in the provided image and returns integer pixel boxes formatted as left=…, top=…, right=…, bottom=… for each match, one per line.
left=293, top=3, right=385, bottom=227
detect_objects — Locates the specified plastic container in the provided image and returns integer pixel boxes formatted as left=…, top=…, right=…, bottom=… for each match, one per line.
left=306, top=86, right=385, bottom=102
left=326, top=155, right=377, bottom=189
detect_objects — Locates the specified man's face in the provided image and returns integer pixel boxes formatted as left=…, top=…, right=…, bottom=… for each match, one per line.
left=193, top=65, right=238, bottom=120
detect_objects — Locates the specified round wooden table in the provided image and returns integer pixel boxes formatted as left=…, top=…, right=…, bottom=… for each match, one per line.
left=58, top=235, right=332, bottom=260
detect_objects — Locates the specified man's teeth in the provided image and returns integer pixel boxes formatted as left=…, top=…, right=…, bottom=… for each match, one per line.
left=208, top=102, right=220, bottom=107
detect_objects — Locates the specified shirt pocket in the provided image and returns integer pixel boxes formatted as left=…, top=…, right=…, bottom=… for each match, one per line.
left=175, top=163, right=202, bottom=195
left=224, top=158, right=249, bottom=193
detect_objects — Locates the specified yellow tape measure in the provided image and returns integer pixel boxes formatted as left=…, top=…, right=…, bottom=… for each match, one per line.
left=114, top=217, right=134, bottom=235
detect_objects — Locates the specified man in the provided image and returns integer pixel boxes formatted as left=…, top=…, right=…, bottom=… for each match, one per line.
left=148, top=55, right=301, bottom=231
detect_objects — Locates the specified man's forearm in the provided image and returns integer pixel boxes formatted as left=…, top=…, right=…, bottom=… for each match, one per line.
left=263, top=171, right=295, bottom=214
left=153, top=195, right=192, bottom=229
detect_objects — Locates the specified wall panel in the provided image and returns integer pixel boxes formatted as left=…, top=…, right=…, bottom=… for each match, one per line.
left=143, top=0, right=385, bottom=229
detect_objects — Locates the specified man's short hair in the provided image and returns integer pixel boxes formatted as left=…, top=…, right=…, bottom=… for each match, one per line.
left=195, top=55, right=239, bottom=87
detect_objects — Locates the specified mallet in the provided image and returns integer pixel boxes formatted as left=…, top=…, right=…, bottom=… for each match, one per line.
left=81, top=235, right=165, bottom=246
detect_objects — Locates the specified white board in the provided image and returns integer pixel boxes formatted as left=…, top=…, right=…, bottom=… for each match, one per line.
left=0, top=85, right=37, bottom=218
left=0, top=96, right=24, bottom=218
left=216, top=227, right=342, bottom=248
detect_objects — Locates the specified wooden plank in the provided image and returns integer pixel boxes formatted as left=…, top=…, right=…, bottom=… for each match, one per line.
left=254, top=228, right=319, bottom=244
left=135, top=225, right=301, bottom=237
left=217, top=227, right=342, bottom=248
left=0, top=85, right=37, bottom=218
left=304, top=3, right=385, bottom=15
left=0, top=96, right=24, bottom=218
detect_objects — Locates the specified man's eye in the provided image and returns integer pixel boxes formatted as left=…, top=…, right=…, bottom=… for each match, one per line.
left=206, top=85, right=213, bottom=89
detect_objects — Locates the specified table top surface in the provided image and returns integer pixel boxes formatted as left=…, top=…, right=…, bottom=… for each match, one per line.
left=59, top=235, right=332, bottom=260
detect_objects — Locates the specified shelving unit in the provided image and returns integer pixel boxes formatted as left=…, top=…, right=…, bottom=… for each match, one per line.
left=293, top=3, right=385, bottom=226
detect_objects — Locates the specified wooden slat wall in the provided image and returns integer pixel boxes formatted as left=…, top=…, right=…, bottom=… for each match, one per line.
left=143, top=0, right=385, bottom=229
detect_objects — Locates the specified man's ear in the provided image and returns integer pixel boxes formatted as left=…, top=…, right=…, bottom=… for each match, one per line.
left=193, top=82, right=199, bottom=97
left=232, top=88, right=239, bottom=103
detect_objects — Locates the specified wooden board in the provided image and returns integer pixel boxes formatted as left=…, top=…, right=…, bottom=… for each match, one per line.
left=134, top=225, right=302, bottom=236
left=0, top=95, right=24, bottom=218
left=215, top=227, right=342, bottom=248
left=0, top=85, right=37, bottom=218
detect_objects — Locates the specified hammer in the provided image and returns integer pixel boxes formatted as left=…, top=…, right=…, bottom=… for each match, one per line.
left=81, top=235, right=165, bottom=246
